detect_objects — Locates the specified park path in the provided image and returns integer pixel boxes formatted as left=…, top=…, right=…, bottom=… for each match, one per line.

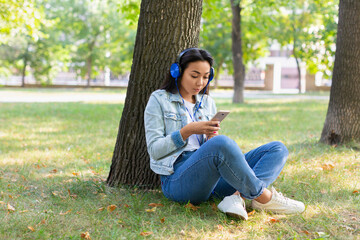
left=0, top=89, right=329, bottom=103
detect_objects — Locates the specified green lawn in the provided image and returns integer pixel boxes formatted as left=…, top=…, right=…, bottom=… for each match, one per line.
left=0, top=90, right=359, bottom=239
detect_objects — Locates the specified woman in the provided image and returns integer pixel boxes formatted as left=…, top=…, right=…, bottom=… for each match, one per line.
left=144, top=48, right=305, bottom=220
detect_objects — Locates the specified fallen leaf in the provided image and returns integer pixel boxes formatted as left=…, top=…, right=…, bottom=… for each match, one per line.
left=21, top=175, right=27, bottom=181
left=301, top=230, right=310, bottom=235
left=145, top=207, right=156, bottom=212
left=67, top=189, right=78, bottom=198
left=321, top=163, right=335, bottom=170
left=72, top=172, right=80, bottom=176
left=217, top=224, right=224, bottom=231
left=140, top=231, right=153, bottom=236
left=40, top=219, right=46, bottom=224
left=352, top=190, right=359, bottom=194
left=160, top=217, right=165, bottom=223
left=27, top=226, right=35, bottom=232
left=50, top=169, right=58, bottom=173
left=123, top=204, right=130, bottom=208
left=184, top=203, right=200, bottom=211
left=148, top=203, right=164, bottom=207
left=248, top=210, right=256, bottom=216
left=107, top=205, right=117, bottom=212
left=81, top=232, right=91, bottom=239
left=210, top=202, right=217, bottom=211
left=268, top=217, right=280, bottom=223
left=59, top=209, right=72, bottom=215
left=7, top=203, right=15, bottom=212
left=98, top=207, right=105, bottom=211
left=19, top=210, right=29, bottom=213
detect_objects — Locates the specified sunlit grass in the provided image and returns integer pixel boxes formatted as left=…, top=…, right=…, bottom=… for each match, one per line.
left=0, top=90, right=359, bottom=239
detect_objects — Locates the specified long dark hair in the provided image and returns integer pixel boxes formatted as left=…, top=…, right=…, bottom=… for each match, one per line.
left=161, top=48, right=214, bottom=94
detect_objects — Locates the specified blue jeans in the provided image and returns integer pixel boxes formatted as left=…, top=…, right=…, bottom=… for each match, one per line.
left=160, top=135, right=288, bottom=204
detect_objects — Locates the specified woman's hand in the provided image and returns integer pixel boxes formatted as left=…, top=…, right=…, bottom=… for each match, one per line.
left=180, top=121, right=220, bottom=140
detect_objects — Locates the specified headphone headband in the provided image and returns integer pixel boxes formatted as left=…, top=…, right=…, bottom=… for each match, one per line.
left=176, top=47, right=199, bottom=64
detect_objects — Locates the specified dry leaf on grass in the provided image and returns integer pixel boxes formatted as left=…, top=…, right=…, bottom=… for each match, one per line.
left=7, top=203, right=15, bottom=212
left=107, top=205, right=117, bottom=212
left=67, top=189, right=78, bottom=198
left=247, top=210, right=256, bottom=216
left=81, top=232, right=91, bottom=239
left=140, top=231, right=153, bottom=236
left=301, top=230, right=310, bottom=235
left=268, top=217, right=280, bottom=223
left=27, top=226, right=35, bottom=232
left=59, top=209, right=72, bottom=215
left=98, top=207, right=105, bottom=211
left=184, top=203, right=200, bottom=211
left=321, top=163, right=335, bottom=170
left=148, top=203, right=164, bottom=207
left=19, top=210, right=29, bottom=213
left=145, top=207, right=156, bottom=212
left=50, top=169, right=58, bottom=173
left=160, top=217, right=165, bottom=223
left=210, top=202, right=217, bottom=211
left=72, top=172, right=80, bottom=176
left=352, top=190, right=359, bottom=194
left=217, top=224, right=224, bottom=231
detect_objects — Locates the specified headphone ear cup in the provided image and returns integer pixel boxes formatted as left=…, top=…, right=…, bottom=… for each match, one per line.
left=170, top=63, right=181, bottom=79
left=209, top=67, right=215, bottom=82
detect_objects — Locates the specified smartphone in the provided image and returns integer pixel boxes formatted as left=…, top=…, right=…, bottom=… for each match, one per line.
left=211, top=110, right=230, bottom=122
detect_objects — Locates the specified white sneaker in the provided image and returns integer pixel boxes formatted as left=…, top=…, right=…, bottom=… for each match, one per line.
left=217, top=195, right=248, bottom=220
left=251, top=187, right=305, bottom=214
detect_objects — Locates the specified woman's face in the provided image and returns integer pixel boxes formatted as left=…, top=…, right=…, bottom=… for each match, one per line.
left=179, top=60, right=211, bottom=100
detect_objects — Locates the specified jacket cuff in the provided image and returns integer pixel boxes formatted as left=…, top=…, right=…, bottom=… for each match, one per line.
left=171, top=130, right=186, bottom=148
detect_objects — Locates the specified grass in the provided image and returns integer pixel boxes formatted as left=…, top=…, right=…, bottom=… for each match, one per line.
left=0, top=88, right=359, bottom=239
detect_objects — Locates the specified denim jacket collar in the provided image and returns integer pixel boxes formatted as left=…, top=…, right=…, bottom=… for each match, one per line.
left=169, top=91, right=204, bottom=109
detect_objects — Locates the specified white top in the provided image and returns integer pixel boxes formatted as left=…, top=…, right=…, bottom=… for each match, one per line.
left=183, top=100, right=201, bottom=151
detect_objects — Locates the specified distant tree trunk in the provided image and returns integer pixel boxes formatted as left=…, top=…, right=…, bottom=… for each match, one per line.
left=214, top=60, right=223, bottom=89
left=293, top=40, right=302, bottom=93
left=86, top=56, right=92, bottom=87
left=320, top=0, right=360, bottom=145
left=107, top=0, right=203, bottom=188
left=231, top=0, right=245, bottom=103
left=21, top=45, right=29, bottom=87
left=86, top=40, right=96, bottom=87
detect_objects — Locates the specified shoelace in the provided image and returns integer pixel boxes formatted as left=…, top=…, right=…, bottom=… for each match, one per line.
left=273, top=189, right=290, bottom=204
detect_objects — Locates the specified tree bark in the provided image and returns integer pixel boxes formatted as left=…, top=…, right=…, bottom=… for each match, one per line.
left=107, top=0, right=203, bottom=188
left=320, top=0, right=360, bottom=145
left=231, top=0, right=245, bottom=103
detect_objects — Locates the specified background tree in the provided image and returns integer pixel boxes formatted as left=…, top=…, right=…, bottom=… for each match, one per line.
left=0, top=0, right=43, bottom=44
left=270, top=0, right=338, bottom=92
left=320, top=0, right=360, bottom=145
left=107, top=0, right=204, bottom=188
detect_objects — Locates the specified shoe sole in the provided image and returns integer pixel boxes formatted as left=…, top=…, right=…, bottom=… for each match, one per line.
left=225, top=212, right=248, bottom=220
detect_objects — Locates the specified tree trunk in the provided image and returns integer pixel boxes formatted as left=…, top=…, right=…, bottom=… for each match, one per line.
left=107, top=0, right=203, bottom=188
left=320, top=0, right=360, bottom=145
left=214, top=60, right=223, bottom=89
left=21, top=46, right=29, bottom=87
left=86, top=40, right=96, bottom=87
left=231, top=0, right=245, bottom=103
left=86, top=56, right=92, bottom=87
left=293, top=40, right=301, bottom=93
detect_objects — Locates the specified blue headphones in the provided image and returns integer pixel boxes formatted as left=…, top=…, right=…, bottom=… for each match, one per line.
left=170, top=48, right=215, bottom=81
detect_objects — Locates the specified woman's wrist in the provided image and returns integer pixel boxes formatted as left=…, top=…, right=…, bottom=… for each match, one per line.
left=180, top=124, right=192, bottom=140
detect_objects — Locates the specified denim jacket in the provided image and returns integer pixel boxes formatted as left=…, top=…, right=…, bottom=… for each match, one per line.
left=144, top=89, right=217, bottom=175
